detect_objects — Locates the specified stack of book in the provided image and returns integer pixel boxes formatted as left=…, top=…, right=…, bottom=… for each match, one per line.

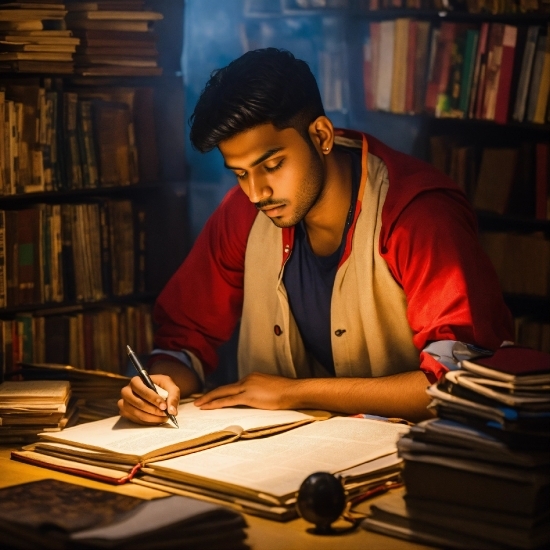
left=362, top=346, right=550, bottom=549
left=0, top=380, right=77, bottom=444
left=65, top=1, right=163, bottom=76
left=13, top=362, right=130, bottom=422
left=0, top=1, right=76, bottom=73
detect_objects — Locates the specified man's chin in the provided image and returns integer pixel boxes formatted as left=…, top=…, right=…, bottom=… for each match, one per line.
left=265, top=214, right=297, bottom=228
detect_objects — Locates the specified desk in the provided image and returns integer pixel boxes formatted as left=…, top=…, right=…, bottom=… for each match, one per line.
left=0, top=447, right=431, bottom=550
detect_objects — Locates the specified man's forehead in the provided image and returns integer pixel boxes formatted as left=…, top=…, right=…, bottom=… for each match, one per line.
left=219, top=124, right=300, bottom=163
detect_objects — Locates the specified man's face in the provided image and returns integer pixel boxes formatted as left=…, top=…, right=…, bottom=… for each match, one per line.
left=219, top=123, right=325, bottom=228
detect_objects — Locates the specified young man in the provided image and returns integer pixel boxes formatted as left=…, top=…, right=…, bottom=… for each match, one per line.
left=119, top=48, right=513, bottom=424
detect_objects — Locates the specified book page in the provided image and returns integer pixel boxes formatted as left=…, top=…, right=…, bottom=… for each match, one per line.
left=39, top=402, right=315, bottom=458
left=149, top=417, right=409, bottom=499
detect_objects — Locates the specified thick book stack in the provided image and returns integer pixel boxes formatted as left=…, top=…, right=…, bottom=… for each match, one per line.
left=0, top=82, right=159, bottom=195
left=0, top=0, right=76, bottom=74
left=0, top=380, right=77, bottom=443
left=363, top=346, right=550, bottom=549
left=64, top=0, right=163, bottom=76
left=0, top=199, right=144, bottom=308
left=1, top=302, right=153, bottom=378
left=362, top=19, right=550, bottom=125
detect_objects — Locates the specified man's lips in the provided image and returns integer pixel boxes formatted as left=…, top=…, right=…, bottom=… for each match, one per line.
left=259, top=204, right=285, bottom=216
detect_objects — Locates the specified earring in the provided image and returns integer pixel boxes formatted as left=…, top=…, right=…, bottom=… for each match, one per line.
left=323, top=147, right=329, bottom=152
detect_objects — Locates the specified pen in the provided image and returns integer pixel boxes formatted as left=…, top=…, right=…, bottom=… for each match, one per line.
left=126, top=344, right=179, bottom=428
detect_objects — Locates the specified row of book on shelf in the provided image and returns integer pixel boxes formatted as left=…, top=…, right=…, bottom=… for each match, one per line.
left=0, top=198, right=146, bottom=309
left=516, top=316, right=550, bottom=355
left=429, top=137, right=550, bottom=221
left=0, top=81, right=160, bottom=195
left=363, top=345, right=550, bottom=550
left=358, top=0, right=550, bottom=12
left=0, top=0, right=163, bottom=75
left=250, top=0, right=550, bottom=15
left=1, top=302, right=154, bottom=380
left=362, top=18, right=550, bottom=125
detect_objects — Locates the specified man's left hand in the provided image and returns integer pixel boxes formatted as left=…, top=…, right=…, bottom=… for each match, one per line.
left=194, top=372, right=300, bottom=410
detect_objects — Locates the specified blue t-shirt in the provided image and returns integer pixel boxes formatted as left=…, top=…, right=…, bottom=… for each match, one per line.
left=283, top=149, right=360, bottom=375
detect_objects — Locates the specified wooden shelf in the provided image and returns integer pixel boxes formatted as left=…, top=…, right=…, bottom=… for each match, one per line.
left=503, top=293, right=550, bottom=321
left=477, top=212, right=550, bottom=235
left=0, top=183, right=161, bottom=208
left=0, top=293, right=157, bottom=319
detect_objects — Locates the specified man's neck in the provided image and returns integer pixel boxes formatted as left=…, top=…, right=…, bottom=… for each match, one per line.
left=303, top=149, right=353, bottom=257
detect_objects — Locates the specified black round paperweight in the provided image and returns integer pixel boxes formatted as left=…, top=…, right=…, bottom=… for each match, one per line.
left=296, top=472, right=347, bottom=535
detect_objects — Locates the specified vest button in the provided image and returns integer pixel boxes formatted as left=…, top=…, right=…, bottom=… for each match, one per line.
left=274, top=325, right=283, bottom=336
left=334, top=329, right=346, bottom=337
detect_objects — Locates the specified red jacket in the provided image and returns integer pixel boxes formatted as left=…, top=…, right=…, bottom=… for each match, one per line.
left=152, top=130, right=514, bottom=382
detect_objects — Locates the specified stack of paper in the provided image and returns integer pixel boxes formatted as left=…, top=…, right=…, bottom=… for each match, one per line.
left=363, top=346, right=550, bottom=549
left=0, top=380, right=77, bottom=444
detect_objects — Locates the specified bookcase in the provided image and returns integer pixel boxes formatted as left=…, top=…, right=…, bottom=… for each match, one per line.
left=184, top=0, right=550, bottom=352
left=0, top=1, right=191, bottom=380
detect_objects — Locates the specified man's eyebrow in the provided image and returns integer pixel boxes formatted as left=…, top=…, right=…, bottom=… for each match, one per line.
left=224, top=147, right=284, bottom=170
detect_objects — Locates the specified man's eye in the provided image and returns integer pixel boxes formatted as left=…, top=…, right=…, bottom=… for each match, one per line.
left=235, top=171, right=246, bottom=180
left=265, top=159, right=284, bottom=173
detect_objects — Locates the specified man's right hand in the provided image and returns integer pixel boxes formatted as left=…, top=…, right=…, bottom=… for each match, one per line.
left=118, top=359, right=201, bottom=425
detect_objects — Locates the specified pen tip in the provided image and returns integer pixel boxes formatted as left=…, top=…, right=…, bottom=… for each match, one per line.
left=126, top=344, right=131, bottom=353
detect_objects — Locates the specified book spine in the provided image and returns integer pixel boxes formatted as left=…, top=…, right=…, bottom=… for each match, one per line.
left=470, top=22, right=489, bottom=119
left=15, top=208, right=43, bottom=305
left=0, top=210, right=5, bottom=309
left=535, top=143, right=549, bottom=221
left=60, top=204, right=75, bottom=302
left=494, top=25, right=518, bottom=124
left=458, top=29, right=479, bottom=116
left=63, top=92, right=83, bottom=189
left=404, top=20, right=417, bottom=114
left=533, top=25, right=550, bottom=124
left=0, top=92, right=5, bottom=195
left=512, top=26, right=540, bottom=123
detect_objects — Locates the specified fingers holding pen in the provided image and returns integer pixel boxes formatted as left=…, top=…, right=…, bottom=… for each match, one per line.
left=118, top=375, right=178, bottom=424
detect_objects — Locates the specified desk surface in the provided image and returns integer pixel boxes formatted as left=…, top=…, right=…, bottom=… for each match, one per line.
left=0, top=447, right=431, bottom=550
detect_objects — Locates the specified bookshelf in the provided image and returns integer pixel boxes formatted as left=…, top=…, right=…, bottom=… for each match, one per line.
left=0, top=1, right=191, bottom=380
left=184, top=0, right=550, bottom=352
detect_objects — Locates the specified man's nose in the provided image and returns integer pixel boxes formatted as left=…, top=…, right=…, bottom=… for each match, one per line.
left=247, top=175, right=271, bottom=203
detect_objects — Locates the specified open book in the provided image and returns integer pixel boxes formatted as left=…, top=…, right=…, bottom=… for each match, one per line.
left=12, top=402, right=323, bottom=483
left=136, top=417, right=410, bottom=520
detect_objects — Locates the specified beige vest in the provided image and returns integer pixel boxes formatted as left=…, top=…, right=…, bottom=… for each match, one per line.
left=238, top=136, right=419, bottom=380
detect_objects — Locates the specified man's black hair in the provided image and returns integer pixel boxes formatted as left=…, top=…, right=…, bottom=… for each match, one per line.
left=189, top=48, right=325, bottom=152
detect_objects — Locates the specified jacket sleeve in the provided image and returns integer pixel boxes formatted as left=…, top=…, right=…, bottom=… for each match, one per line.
left=151, top=186, right=258, bottom=375
left=380, top=189, right=514, bottom=382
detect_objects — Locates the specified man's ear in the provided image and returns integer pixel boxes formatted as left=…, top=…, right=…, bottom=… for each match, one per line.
left=308, top=116, right=335, bottom=155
